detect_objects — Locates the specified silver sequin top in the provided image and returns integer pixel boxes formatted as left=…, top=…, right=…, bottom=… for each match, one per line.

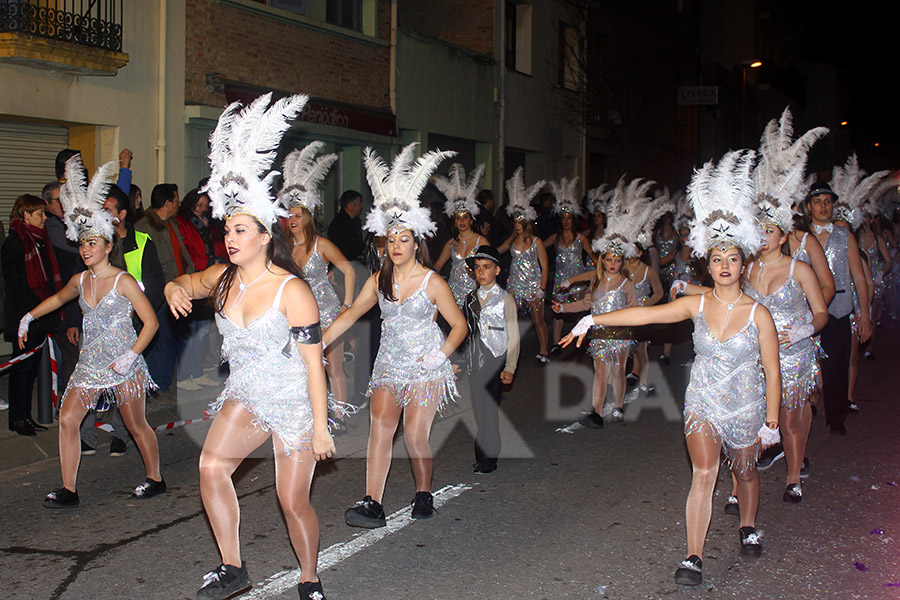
left=508, top=237, right=542, bottom=306
left=553, top=237, right=586, bottom=300
left=370, top=270, right=458, bottom=408
left=655, top=232, right=678, bottom=284
left=631, top=267, right=652, bottom=305
left=823, top=225, right=852, bottom=318
left=300, top=238, right=341, bottom=330
left=674, top=253, right=704, bottom=285
left=448, top=236, right=482, bottom=308
left=684, top=295, right=765, bottom=452
left=214, top=275, right=315, bottom=455
left=792, top=232, right=811, bottom=265
left=66, top=271, right=153, bottom=397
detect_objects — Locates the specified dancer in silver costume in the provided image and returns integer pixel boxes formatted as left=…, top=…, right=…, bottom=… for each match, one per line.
left=24, top=155, right=163, bottom=509
left=625, top=248, right=663, bottom=392
left=562, top=151, right=782, bottom=586
left=166, top=94, right=334, bottom=600
left=554, top=252, right=636, bottom=425
left=324, top=143, right=465, bottom=529
left=499, top=218, right=551, bottom=360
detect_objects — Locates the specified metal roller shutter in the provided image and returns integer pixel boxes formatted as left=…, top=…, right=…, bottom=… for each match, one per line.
left=0, top=121, right=69, bottom=221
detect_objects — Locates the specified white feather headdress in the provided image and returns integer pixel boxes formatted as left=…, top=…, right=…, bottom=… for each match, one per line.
left=586, top=183, right=613, bottom=215
left=830, top=153, right=889, bottom=230
left=550, top=177, right=582, bottom=216
left=867, top=175, right=900, bottom=218
left=686, top=150, right=763, bottom=258
left=59, top=154, right=118, bottom=242
left=204, top=92, right=308, bottom=233
left=754, top=107, right=829, bottom=233
left=277, top=141, right=338, bottom=214
left=638, top=187, right=676, bottom=248
left=433, top=163, right=484, bottom=218
left=505, top=167, right=545, bottom=221
left=363, top=143, right=456, bottom=237
left=673, top=190, right=693, bottom=231
left=591, top=176, right=655, bottom=258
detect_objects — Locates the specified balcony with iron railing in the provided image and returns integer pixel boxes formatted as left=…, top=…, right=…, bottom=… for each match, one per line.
left=0, top=0, right=129, bottom=75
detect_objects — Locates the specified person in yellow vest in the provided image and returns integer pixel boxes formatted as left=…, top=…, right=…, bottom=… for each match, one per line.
left=78, top=186, right=165, bottom=455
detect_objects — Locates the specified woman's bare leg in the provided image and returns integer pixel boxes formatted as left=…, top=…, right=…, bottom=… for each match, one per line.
left=734, top=455, right=760, bottom=528
left=552, top=317, right=563, bottom=346
left=57, top=391, right=91, bottom=491
left=684, top=430, right=722, bottom=557
left=634, top=341, right=650, bottom=385
left=273, top=440, right=321, bottom=584
left=365, top=389, right=403, bottom=503
left=197, top=401, right=271, bottom=567
left=402, top=401, right=440, bottom=492
left=592, top=357, right=611, bottom=413
left=324, top=340, right=347, bottom=417
left=531, top=300, right=549, bottom=355
left=781, top=401, right=812, bottom=485
left=116, top=390, right=161, bottom=482
left=610, top=353, right=628, bottom=409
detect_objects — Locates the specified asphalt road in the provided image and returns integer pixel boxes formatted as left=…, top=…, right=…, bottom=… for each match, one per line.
left=0, top=321, right=898, bottom=600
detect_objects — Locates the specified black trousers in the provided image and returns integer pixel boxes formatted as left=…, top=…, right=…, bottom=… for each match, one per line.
left=470, top=348, right=506, bottom=465
left=7, top=333, right=44, bottom=425
left=818, top=314, right=851, bottom=427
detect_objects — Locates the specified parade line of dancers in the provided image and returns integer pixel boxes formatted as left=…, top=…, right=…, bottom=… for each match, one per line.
left=18, top=96, right=900, bottom=598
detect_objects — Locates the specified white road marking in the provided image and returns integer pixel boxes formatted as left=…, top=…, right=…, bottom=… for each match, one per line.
left=243, top=483, right=473, bottom=598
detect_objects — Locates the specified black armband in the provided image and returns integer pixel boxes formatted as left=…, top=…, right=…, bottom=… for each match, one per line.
left=281, top=322, right=322, bottom=357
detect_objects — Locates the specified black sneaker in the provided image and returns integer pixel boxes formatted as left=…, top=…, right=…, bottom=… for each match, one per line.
left=783, top=483, right=803, bottom=503
left=80, top=441, right=97, bottom=456
left=848, top=402, right=860, bottom=413
left=109, top=438, right=127, bottom=456
left=298, top=579, right=326, bottom=600
left=345, top=495, right=387, bottom=528
left=196, top=562, right=251, bottom=600
left=625, top=373, right=639, bottom=388
left=674, top=555, right=702, bottom=586
left=756, top=444, right=784, bottom=470
left=658, top=354, right=670, bottom=366
left=609, top=408, right=625, bottom=424
left=473, top=461, right=498, bottom=474
left=739, top=526, right=762, bottom=558
left=724, top=495, right=740, bottom=516
left=799, top=456, right=810, bottom=479
left=577, top=410, right=604, bottom=429
left=411, top=491, right=435, bottom=520
left=44, top=487, right=79, bottom=509
left=132, top=478, right=167, bottom=499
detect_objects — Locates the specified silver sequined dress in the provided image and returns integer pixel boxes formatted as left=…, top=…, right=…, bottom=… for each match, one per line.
left=587, top=278, right=636, bottom=364
left=655, top=232, right=678, bottom=286
left=214, top=275, right=316, bottom=456
left=684, top=295, right=766, bottom=474
left=369, top=270, right=459, bottom=409
left=300, top=238, right=341, bottom=330
left=862, top=237, right=886, bottom=303
left=508, top=238, right=542, bottom=308
left=743, top=259, right=819, bottom=410
left=792, top=232, right=811, bottom=265
left=448, top=236, right=482, bottom=308
left=553, top=237, right=586, bottom=303
left=65, top=271, right=154, bottom=408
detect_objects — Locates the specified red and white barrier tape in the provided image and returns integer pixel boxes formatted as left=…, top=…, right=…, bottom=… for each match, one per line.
left=0, top=335, right=50, bottom=373
left=95, top=409, right=216, bottom=433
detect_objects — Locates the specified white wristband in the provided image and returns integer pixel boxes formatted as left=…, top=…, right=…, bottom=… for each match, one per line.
left=535, top=289, right=545, bottom=300
left=18, top=312, right=34, bottom=339
left=421, top=349, right=447, bottom=371
left=571, top=315, right=595, bottom=337
left=558, top=280, right=571, bottom=290
left=787, top=323, right=815, bottom=346
left=111, top=350, right=138, bottom=375
left=757, top=423, right=781, bottom=446
left=670, top=280, right=687, bottom=297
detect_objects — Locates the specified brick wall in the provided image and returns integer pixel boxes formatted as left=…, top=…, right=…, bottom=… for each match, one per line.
left=185, top=0, right=392, bottom=109
left=397, top=0, right=494, bottom=56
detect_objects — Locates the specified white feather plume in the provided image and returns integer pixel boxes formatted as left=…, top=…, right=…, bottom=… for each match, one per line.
left=591, top=176, right=656, bottom=258
left=550, top=177, right=582, bottom=216
left=363, top=143, right=456, bottom=237
left=205, top=92, right=308, bottom=232
left=505, top=167, right=545, bottom=221
left=586, top=183, right=612, bottom=215
left=831, top=153, right=890, bottom=230
left=754, top=107, right=829, bottom=232
left=277, top=141, right=338, bottom=213
left=638, top=187, right=676, bottom=248
left=686, top=150, right=763, bottom=258
left=59, top=155, right=118, bottom=242
left=434, top=163, right=484, bottom=218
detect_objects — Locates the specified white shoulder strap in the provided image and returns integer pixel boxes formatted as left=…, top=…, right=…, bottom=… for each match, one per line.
left=698, top=293, right=705, bottom=313
left=789, top=258, right=797, bottom=278
left=273, top=275, right=297, bottom=308
left=749, top=301, right=759, bottom=323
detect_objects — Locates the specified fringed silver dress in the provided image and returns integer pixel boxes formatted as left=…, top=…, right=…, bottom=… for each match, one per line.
left=684, top=294, right=766, bottom=474
left=447, top=237, right=482, bottom=308
left=64, top=271, right=155, bottom=408
left=300, top=237, right=341, bottom=330
left=508, top=238, right=542, bottom=308
left=368, top=270, right=459, bottom=409
left=743, top=259, right=819, bottom=410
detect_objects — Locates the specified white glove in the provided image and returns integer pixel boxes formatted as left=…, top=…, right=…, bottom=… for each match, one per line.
left=558, top=280, right=571, bottom=290
left=535, top=289, right=545, bottom=300
left=571, top=315, right=595, bottom=337
left=757, top=423, right=781, bottom=446
left=786, top=323, right=815, bottom=346
left=18, top=312, right=34, bottom=339
left=421, top=349, right=448, bottom=371
left=111, top=350, right=138, bottom=375
left=670, top=280, right=687, bottom=297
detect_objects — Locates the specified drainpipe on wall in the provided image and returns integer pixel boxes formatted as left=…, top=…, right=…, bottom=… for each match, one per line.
left=496, top=0, right=505, bottom=198
left=156, top=0, right=168, bottom=183
left=389, top=0, right=397, bottom=116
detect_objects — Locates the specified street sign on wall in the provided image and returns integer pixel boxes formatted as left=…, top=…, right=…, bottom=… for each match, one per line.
left=678, top=86, right=718, bottom=105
